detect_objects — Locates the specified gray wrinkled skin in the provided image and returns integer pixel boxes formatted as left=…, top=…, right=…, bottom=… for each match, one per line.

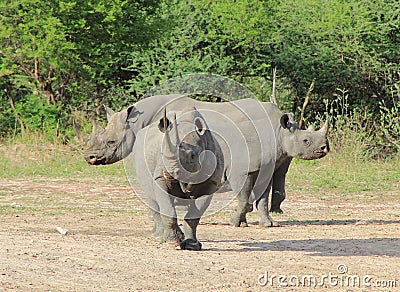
left=75, top=95, right=329, bottom=229
left=133, top=108, right=224, bottom=250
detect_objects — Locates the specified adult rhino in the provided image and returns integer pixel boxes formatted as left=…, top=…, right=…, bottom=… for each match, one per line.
left=133, top=107, right=224, bottom=250
left=74, top=94, right=329, bottom=227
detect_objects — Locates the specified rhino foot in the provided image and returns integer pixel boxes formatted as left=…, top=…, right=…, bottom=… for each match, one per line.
left=269, top=207, right=284, bottom=214
left=231, top=216, right=249, bottom=227
left=239, top=221, right=249, bottom=227
left=180, top=239, right=202, bottom=251
left=152, top=225, right=164, bottom=240
left=163, top=228, right=184, bottom=244
left=259, top=218, right=280, bottom=227
left=231, top=212, right=250, bottom=227
left=153, top=232, right=164, bottom=242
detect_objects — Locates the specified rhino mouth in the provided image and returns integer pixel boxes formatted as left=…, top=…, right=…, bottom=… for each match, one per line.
left=315, top=151, right=328, bottom=158
left=86, top=156, right=107, bottom=165
left=304, top=146, right=329, bottom=160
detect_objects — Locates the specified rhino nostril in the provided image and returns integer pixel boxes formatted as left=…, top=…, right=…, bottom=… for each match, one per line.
left=321, top=145, right=329, bottom=153
left=88, top=155, right=98, bottom=164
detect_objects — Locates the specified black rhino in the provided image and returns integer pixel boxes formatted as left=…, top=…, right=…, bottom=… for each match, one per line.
left=75, top=95, right=329, bottom=228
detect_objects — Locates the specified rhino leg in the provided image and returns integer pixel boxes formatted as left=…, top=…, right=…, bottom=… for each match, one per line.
left=256, top=182, right=279, bottom=227
left=231, top=174, right=254, bottom=227
left=147, top=199, right=165, bottom=241
left=150, top=209, right=164, bottom=242
left=154, top=180, right=184, bottom=245
left=179, top=196, right=211, bottom=251
left=270, top=158, right=291, bottom=213
left=160, top=214, right=184, bottom=244
left=180, top=218, right=202, bottom=251
left=270, top=190, right=286, bottom=213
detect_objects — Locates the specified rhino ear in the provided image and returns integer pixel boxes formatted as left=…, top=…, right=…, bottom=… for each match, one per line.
left=194, top=117, right=207, bottom=135
left=157, top=110, right=171, bottom=133
left=73, top=120, right=90, bottom=145
left=126, top=106, right=142, bottom=123
left=280, top=113, right=294, bottom=129
left=103, top=105, right=116, bottom=122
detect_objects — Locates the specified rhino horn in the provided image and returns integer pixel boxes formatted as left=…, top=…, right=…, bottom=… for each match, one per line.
left=319, top=119, right=329, bottom=135
left=172, top=112, right=180, bottom=145
left=73, top=120, right=89, bottom=144
left=163, top=109, right=178, bottom=158
left=307, top=124, right=315, bottom=131
left=103, top=105, right=115, bottom=121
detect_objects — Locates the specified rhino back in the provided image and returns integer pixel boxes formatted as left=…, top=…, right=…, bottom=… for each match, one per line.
left=134, top=96, right=283, bottom=179
left=131, top=94, right=188, bottom=132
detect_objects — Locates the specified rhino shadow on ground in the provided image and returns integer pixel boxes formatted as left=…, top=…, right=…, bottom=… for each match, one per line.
left=240, top=237, right=400, bottom=257
left=271, top=219, right=400, bottom=226
left=202, top=219, right=400, bottom=227
left=203, top=238, right=400, bottom=257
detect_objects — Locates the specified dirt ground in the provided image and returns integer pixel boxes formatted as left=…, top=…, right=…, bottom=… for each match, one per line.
left=0, top=177, right=399, bottom=291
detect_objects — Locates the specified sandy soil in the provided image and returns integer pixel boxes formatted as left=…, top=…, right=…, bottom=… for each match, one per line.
left=0, top=177, right=399, bottom=291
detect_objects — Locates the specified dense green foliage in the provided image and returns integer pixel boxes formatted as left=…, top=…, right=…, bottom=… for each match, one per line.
left=1, top=0, right=399, bottom=155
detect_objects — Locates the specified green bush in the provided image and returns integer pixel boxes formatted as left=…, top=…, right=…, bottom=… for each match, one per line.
left=13, top=95, right=62, bottom=141
left=0, top=0, right=399, bottom=158
left=316, top=89, right=400, bottom=159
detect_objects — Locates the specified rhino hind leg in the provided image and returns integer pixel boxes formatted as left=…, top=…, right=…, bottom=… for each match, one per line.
left=231, top=175, right=255, bottom=227
left=270, top=190, right=285, bottom=213
left=231, top=204, right=253, bottom=227
left=256, top=183, right=279, bottom=227
left=269, top=158, right=290, bottom=214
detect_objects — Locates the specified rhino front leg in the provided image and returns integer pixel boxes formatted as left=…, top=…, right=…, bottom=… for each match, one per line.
left=256, top=182, right=279, bottom=227
left=181, top=218, right=202, bottom=251
left=180, top=196, right=211, bottom=251
left=147, top=198, right=165, bottom=241
left=149, top=209, right=164, bottom=242
left=154, top=180, right=184, bottom=245
left=160, top=214, right=184, bottom=244
left=270, top=158, right=291, bottom=213
left=231, top=174, right=254, bottom=227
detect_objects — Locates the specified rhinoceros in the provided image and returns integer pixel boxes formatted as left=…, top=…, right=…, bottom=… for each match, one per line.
left=133, top=107, right=224, bottom=250
left=74, top=94, right=329, bottom=227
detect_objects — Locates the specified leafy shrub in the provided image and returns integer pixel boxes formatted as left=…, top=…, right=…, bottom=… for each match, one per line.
left=316, top=89, right=400, bottom=159
left=13, top=95, right=62, bottom=141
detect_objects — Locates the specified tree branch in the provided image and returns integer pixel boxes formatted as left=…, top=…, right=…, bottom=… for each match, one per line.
left=298, top=79, right=315, bottom=129
left=270, top=67, right=278, bottom=105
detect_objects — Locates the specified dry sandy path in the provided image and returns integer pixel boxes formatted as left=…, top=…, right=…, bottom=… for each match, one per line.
left=0, top=178, right=399, bottom=291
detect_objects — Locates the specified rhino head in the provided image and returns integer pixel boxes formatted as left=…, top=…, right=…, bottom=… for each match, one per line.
left=280, top=114, right=330, bottom=160
left=158, top=108, right=217, bottom=193
left=74, top=106, right=139, bottom=165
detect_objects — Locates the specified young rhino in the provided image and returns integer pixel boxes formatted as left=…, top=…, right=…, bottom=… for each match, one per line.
left=132, top=107, right=223, bottom=251
left=247, top=105, right=330, bottom=227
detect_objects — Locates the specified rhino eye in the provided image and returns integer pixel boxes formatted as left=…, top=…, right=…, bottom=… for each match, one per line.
left=303, top=138, right=311, bottom=146
left=107, top=140, right=116, bottom=146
